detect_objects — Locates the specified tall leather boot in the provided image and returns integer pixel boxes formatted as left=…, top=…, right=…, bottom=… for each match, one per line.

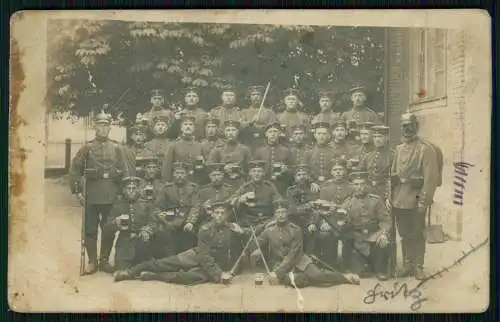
left=99, top=230, right=116, bottom=273
left=396, top=239, right=413, bottom=278
left=413, top=236, right=426, bottom=280
left=84, top=238, right=98, bottom=275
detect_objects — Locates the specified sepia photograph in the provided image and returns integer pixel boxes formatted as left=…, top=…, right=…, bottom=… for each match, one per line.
left=9, top=10, right=490, bottom=313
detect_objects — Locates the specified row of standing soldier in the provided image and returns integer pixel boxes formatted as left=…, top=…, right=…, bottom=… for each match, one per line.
left=70, top=83, right=440, bottom=287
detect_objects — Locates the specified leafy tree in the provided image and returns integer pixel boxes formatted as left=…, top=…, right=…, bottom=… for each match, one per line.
left=47, top=20, right=386, bottom=125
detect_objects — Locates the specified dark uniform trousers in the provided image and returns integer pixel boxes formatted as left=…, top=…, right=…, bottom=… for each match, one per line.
left=341, top=237, right=388, bottom=276
left=252, top=221, right=349, bottom=288
left=114, top=234, right=151, bottom=270
left=393, top=207, right=426, bottom=267
left=85, top=204, right=116, bottom=263
left=127, top=222, right=237, bottom=285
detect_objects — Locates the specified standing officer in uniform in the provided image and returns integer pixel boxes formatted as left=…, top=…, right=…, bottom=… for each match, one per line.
left=277, top=88, right=310, bottom=138
left=359, top=125, right=393, bottom=199
left=135, top=151, right=163, bottom=202
left=289, top=124, right=311, bottom=166
left=209, top=85, right=248, bottom=127
left=311, top=90, right=343, bottom=126
left=249, top=200, right=360, bottom=288
left=185, top=163, right=235, bottom=232
left=153, top=162, right=199, bottom=258
left=286, top=165, right=319, bottom=254
left=335, top=172, right=391, bottom=280
left=69, top=109, right=136, bottom=274
left=254, top=122, right=293, bottom=196
left=114, top=201, right=245, bottom=285
left=315, top=158, right=353, bottom=268
left=207, top=119, right=253, bottom=177
left=391, top=113, right=440, bottom=280
left=107, top=176, right=157, bottom=271
left=169, top=87, right=209, bottom=140
left=200, top=117, right=223, bottom=157
left=144, top=111, right=174, bottom=162
left=305, top=122, right=337, bottom=185
left=240, top=85, right=277, bottom=152
left=342, top=83, right=382, bottom=125
left=161, top=115, right=206, bottom=184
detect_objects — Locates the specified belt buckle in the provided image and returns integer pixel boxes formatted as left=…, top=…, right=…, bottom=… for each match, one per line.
left=363, top=229, right=368, bottom=234
left=103, top=172, right=109, bottom=179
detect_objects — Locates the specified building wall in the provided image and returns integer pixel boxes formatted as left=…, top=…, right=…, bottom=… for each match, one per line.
left=387, top=28, right=468, bottom=240
left=45, top=113, right=127, bottom=169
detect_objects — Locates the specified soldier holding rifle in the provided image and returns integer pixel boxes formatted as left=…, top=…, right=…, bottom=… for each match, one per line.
left=69, top=109, right=136, bottom=275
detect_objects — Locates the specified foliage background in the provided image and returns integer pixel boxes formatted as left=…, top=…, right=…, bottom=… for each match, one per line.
left=47, top=20, right=386, bottom=125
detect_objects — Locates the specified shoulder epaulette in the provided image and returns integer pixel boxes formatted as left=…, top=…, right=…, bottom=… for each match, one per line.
left=163, top=182, right=175, bottom=187
left=287, top=222, right=300, bottom=230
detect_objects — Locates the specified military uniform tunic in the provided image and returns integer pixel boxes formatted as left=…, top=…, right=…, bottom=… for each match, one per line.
left=311, top=111, right=343, bottom=126
left=200, top=137, right=224, bottom=158
left=209, top=105, right=247, bottom=126
left=144, top=137, right=172, bottom=161
left=290, top=143, right=311, bottom=166
left=169, top=106, right=209, bottom=140
left=207, top=142, right=253, bottom=175
left=186, top=182, right=235, bottom=229
left=277, top=110, right=310, bottom=138
left=359, top=147, right=393, bottom=198
left=304, top=144, right=337, bottom=183
left=328, top=140, right=356, bottom=163
left=161, top=137, right=206, bottom=182
left=342, top=107, right=382, bottom=125
left=107, top=199, right=157, bottom=269
left=231, top=180, right=282, bottom=228
left=352, top=143, right=376, bottom=166
left=240, top=106, right=277, bottom=151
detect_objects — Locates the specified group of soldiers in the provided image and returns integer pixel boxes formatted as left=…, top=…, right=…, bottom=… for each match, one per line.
left=70, top=82, right=441, bottom=288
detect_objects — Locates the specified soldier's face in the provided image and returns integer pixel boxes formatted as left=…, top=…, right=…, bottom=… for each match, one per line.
left=209, top=171, right=224, bottom=185
left=319, top=97, right=332, bottom=111
left=292, top=130, right=305, bottom=144
left=144, top=163, right=159, bottom=179
left=181, top=120, right=195, bottom=135
left=332, top=127, right=347, bottom=140
left=284, top=95, right=298, bottom=109
left=212, top=207, right=228, bottom=225
left=351, top=91, right=366, bottom=107
left=360, top=131, right=372, bottom=144
left=221, top=91, right=236, bottom=105
left=250, top=92, right=262, bottom=105
left=266, top=128, right=280, bottom=143
left=151, top=96, right=164, bottom=107
left=184, top=92, right=199, bottom=106
left=314, top=128, right=329, bottom=144
left=275, top=208, right=289, bottom=223
left=124, top=184, right=139, bottom=200
left=132, top=132, right=146, bottom=145
left=401, top=121, right=418, bottom=138
left=294, top=170, right=308, bottom=184
left=206, top=124, right=218, bottom=137
left=153, top=121, right=168, bottom=135
left=249, top=167, right=264, bottom=181
left=353, top=179, right=367, bottom=196
left=331, top=165, right=346, bottom=181
left=373, top=134, right=387, bottom=147
left=173, top=168, right=187, bottom=182
left=224, top=126, right=239, bottom=140
left=95, top=124, right=111, bottom=138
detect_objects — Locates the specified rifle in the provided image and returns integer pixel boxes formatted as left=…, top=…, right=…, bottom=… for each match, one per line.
left=254, top=82, right=271, bottom=122
left=79, top=169, right=88, bottom=275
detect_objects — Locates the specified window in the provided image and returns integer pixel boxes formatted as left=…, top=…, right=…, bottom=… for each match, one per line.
left=409, top=28, right=447, bottom=106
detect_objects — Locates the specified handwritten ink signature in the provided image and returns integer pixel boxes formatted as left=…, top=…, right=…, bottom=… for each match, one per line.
left=363, top=282, right=428, bottom=311
left=362, top=238, right=489, bottom=312
left=453, top=161, right=474, bottom=206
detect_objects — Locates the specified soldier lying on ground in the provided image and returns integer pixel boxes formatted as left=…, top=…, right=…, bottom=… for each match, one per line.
left=113, top=201, right=245, bottom=285
left=249, top=200, right=360, bottom=288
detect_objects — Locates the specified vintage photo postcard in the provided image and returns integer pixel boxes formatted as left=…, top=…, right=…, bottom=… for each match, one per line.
left=9, top=10, right=491, bottom=313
